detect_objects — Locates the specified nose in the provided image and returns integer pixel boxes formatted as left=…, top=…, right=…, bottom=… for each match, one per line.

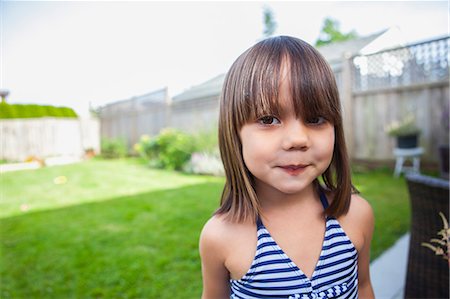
left=281, top=119, right=310, bottom=151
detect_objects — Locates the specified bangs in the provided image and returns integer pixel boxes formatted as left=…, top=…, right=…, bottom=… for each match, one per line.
left=231, top=36, right=341, bottom=127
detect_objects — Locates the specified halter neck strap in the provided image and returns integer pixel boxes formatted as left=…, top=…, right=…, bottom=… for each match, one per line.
left=319, top=188, right=329, bottom=210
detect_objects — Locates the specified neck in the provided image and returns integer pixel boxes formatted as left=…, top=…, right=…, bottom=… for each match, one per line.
left=256, top=181, right=319, bottom=213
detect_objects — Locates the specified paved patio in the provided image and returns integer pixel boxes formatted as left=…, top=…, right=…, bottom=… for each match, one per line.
left=370, top=233, right=410, bottom=299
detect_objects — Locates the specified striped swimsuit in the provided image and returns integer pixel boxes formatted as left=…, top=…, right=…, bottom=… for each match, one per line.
left=230, top=191, right=358, bottom=299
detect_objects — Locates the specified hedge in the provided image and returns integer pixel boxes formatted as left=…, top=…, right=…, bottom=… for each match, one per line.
left=0, top=103, right=78, bottom=119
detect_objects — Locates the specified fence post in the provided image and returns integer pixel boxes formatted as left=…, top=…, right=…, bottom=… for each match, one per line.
left=341, top=52, right=354, bottom=159
left=165, top=86, right=172, bottom=129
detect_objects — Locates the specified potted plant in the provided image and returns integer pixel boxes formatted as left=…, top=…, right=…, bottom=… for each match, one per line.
left=84, top=147, right=96, bottom=159
left=385, top=114, right=421, bottom=148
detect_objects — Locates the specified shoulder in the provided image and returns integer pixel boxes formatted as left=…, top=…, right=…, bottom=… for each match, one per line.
left=199, top=214, right=252, bottom=257
left=200, top=214, right=243, bottom=240
left=199, top=215, right=238, bottom=297
left=337, top=194, right=374, bottom=250
left=346, top=193, right=374, bottom=233
left=349, top=193, right=374, bottom=223
left=200, top=215, right=229, bottom=253
left=199, top=215, right=230, bottom=276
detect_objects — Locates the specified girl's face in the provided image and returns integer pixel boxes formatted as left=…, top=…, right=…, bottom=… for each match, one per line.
left=240, top=64, right=335, bottom=198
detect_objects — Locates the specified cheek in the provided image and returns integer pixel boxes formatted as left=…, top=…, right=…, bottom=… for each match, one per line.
left=240, top=127, right=270, bottom=169
left=240, top=131, right=258, bottom=167
left=315, top=128, right=335, bottom=162
left=240, top=127, right=252, bottom=166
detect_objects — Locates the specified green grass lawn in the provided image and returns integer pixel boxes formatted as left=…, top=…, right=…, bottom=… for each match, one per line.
left=352, top=167, right=410, bottom=259
left=1, top=158, right=410, bottom=298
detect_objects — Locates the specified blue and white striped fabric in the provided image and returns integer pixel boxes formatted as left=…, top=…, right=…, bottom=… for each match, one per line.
left=230, top=192, right=358, bottom=299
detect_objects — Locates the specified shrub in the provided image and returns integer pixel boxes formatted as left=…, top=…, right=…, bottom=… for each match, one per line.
left=0, top=103, right=78, bottom=119
left=45, top=105, right=62, bottom=117
left=191, top=128, right=219, bottom=154
left=134, top=129, right=196, bottom=170
left=60, top=107, right=78, bottom=118
left=134, top=135, right=159, bottom=162
left=30, top=105, right=47, bottom=117
left=100, top=138, right=127, bottom=159
left=0, top=103, right=17, bottom=118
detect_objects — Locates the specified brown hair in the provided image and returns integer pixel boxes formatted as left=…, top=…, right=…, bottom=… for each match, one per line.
left=216, top=36, right=354, bottom=223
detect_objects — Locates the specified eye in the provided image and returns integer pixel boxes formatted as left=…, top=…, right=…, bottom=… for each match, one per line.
left=258, top=115, right=281, bottom=125
left=307, top=116, right=326, bottom=125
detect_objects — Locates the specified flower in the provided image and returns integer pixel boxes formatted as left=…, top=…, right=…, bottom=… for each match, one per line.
left=385, top=114, right=421, bottom=137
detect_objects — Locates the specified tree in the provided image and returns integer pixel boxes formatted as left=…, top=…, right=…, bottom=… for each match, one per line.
left=262, top=6, right=277, bottom=38
left=315, top=17, right=358, bottom=47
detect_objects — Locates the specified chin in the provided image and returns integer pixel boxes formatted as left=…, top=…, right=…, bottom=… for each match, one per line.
left=275, top=184, right=309, bottom=195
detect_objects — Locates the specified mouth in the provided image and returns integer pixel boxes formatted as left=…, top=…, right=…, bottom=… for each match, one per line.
left=278, top=164, right=309, bottom=175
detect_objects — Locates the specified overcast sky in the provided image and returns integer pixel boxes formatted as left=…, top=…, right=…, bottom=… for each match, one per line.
left=1, top=1, right=448, bottom=115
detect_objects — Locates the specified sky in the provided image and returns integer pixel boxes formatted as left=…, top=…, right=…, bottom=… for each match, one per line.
left=1, top=1, right=448, bottom=116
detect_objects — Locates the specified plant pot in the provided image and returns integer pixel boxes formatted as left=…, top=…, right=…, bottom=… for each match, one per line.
left=439, top=144, right=449, bottom=179
left=396, top=134, right=418, bottom=149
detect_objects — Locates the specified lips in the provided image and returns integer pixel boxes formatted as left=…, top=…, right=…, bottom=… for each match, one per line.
left=278, top=164, right=309, bottom=175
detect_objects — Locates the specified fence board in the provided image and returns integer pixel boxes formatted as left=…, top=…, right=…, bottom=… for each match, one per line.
left=1, top=117, right=99, bottom=162
left=352, top=82, right=448, bottom=162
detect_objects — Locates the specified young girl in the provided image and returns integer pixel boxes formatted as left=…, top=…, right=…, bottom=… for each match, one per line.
left=200, top=36, right=374, bottom=299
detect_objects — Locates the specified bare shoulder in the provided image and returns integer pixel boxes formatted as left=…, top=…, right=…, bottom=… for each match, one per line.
left=349, top=193, right=374, bottom=222
left=198, top=215, right=233, bottom=285
left=200, top=214, right=231, bottom=254
left=326, top=190, right=373, bottom=225
left=200, top=213, right=256, bottom=263
left=199, top=214, right=250, bottom=255
left=199, top=214, right=238, bottom=297
left=200, top=214, right=257, bottom=297
left=338, top=194, right=374, bottom=251
left=345, top=193, right=374, bottom=233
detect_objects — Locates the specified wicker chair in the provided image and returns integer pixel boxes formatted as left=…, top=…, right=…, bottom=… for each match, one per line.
left=404, top=173, right=449, bottom=299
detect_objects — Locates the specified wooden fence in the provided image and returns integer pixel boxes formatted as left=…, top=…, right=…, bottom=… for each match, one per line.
left=100, top=88, right=171, bottom=149
left=350, top=81, right=448, bottom=162
left=0, top=116, right=100, bottom=162
left=100, top=36, right=449, bottom=163
left=100, top=87, right=220, bottom=149
left=341, top=36, right=449, bottom=162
